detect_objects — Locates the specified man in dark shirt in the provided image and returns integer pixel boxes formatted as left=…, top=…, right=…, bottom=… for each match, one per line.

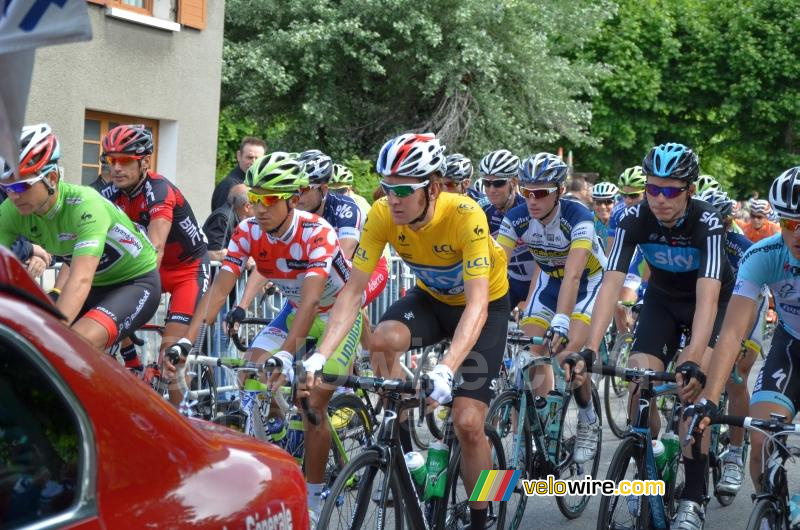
left=210, top=136, right=266, bottom=211
left=89, top=160, right=111, bottom=193
left=203, top=183, right=252, bottom=262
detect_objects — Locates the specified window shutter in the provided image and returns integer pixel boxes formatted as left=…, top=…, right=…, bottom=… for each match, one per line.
left=178, top=0, right=206, bottom=30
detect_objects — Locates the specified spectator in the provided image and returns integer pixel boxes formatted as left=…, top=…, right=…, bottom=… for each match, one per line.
left=89, top=160, right=111, bottom=192
left=210, top=136, right=266, bottom=211
left=203, top=183, right=252, bottom=262
left=563, top=176, right=592, bottom=207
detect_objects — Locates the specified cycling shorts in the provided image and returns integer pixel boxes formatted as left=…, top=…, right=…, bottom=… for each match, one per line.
left=363, top=256, right=389, bottom=307
left=751, top=324, right=800, bottom=416
left=521, top=270, right=601, bottom=329
left=379, top=286, right=510, bottom=405
left=160, top=256, right=210, bottom=324
left=250, top=301, right=362, bottom=377
left=743, top=286, right=770, bottom=356
left=79, top=268, right=161, bottom=348
left=508, top=277, right=531, bottom=309
left=631, top=286, right=729, bottom=366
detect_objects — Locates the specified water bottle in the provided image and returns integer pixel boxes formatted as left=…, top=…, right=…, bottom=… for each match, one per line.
left=285, top=413, right=305, bottom=463
left=546, top=390, right=564, bottom=459
left=425, top=440, right=450, bottom=500
left=652, top=439, right=667, bottom=477
left=660, top=433, right=681, bottom=483
left=534, top=395, right=549, bottom=430
left=405, top=451, right=428, bottom=495
left=266, top=417, right=287, bottom=447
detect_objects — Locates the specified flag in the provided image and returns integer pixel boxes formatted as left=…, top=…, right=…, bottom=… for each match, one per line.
left=0, top=0, right=92, bottom=174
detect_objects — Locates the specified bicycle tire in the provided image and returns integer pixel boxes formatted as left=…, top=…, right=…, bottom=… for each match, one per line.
left=188, top=363, right=217, bottom=420
left=596, top=437, right=646, bottom=530
left=711, top=394, right=736, bottom=507
left=604, top=333, right=633, bottom=439
left=327, top=393, right=375, bottom=485
left=556, top=385, right=602, bottom=519
left=745, top=498, right=785, bottom=530
left=319, top=448, right=404, bottom=530
left=414, top=344, right=446, bottom=441
left=435, top=423, right=507, bottom=530
left=486, top=390, right=532, bottom=530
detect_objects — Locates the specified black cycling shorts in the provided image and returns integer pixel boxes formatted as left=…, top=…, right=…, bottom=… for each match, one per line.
left=379, top=287, right=509, bottom=404
left=79, top=269, right=162, bottom=348
left=751, top=324, right=800, bottom=417
left=631, top=286, right=729, bottom=366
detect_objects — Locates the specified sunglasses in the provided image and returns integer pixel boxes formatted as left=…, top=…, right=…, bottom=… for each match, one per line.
left=779, top=218, right=800, bottom=231
left=594, top=199, right=615, bottom=206
left=0, top=174, right=45, bottom=194
left=105, top=155, right=144, bottom=166
left=645, top=183, right=688, bottom=199
left=299, top=184, right=322, bottom=194
left=520, top=186, right=558, bottom=200
left=620, top=191, right=644, bottom=199
left=483, top=178, right=510, bottom=189
left=247, top=190, right=293, bottom=207
left=380, top=180, right=429, bottom=198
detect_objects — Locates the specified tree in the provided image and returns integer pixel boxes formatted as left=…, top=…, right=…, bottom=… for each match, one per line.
left=222, top=0, right=613, bottom=164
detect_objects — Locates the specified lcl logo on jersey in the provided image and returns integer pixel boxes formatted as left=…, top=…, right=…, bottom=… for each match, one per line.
left=432, top=244, right=455, bottom=256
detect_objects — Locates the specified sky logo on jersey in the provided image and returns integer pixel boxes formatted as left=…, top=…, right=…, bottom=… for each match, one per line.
left=640, top=244, right=699, bottom=272
left=406, top=261, right=463, bottom=293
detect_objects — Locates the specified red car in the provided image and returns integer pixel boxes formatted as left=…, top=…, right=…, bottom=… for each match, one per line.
left=0, top=246, right=308, bottom=529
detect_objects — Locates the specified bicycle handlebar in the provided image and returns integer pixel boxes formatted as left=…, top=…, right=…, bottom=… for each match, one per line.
left=320, top=372, right=434, bottom=396
left=230, top=317, right=274, bottom=352
left=587, top=363, right=677, bottom=383
left=711, top=415, right=800, bottom=434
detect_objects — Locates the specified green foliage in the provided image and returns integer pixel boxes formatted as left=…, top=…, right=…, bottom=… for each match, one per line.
left=342, top=156, right=379, bottom=203
left=222, top=0, right=613, bottom=164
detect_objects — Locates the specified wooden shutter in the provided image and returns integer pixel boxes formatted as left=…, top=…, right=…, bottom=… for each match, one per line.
left=178, top=0, right=206, bottom=30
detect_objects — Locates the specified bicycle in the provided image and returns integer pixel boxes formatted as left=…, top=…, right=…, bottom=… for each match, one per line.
left=603, top=300, right=641, bottom=439
left=319, top=373, right=507, bottom=530
left=487, top=332, right=603, bottom=528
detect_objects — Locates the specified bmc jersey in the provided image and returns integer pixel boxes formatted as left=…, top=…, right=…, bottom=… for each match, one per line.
left=0, top=183, right=156, bottom=286
left=498, top=199, right=606, bottom=280
left=735, top=234, right=800, bottom=338
left=102, top=172, right=207, bottom=268
left=222, top=209, right=349, bottom=311
left=353, top=193, right=508, bottom=305
left=321, top=192, right=362, bottom=243
left=607, top=198, right=734, bottom=296
left=478, top=194, right=535, bottom=282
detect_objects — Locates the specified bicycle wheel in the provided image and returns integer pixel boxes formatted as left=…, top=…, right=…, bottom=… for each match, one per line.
left=557, top=385, right=602, bottom=519
left=486, top=390, right=532, bottom=530
left=414, top=344, right=447, bottom=441
left=319, top=448, right=404, bottom=530
left=596, top=437, right=646, bottom=530
left=327, top=393, right=374, bottom=485
left=188, top=363, right=217, bottom=420
left=604, top=333, right=633, bottom=439
left=745, top=498, right=785, bottom=530
left=436, top=424, right=507, bottom=530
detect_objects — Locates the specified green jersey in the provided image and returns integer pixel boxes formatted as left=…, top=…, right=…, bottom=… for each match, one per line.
left=0, top=182, right=157, bottom=286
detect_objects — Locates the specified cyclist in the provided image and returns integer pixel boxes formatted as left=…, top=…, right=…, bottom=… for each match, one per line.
left=165, top=152, right=361, bottom=524
left=741, top=198, right=780, bottom=242
left=568, top=143, right=734, bottom=529
left=327, top=163, right=372, bottom=218
left=498, top=152, right=607, bottom=463
left=310, top=133, right=510, bottom=530
left=608, top=166, right=649, bottom=335
left=0, top=124, right=160, bottom=350
left=478, top=149, right=536, bottom=310
left=591, top=181, right=619, bottom=251
left=443, top=153, right=484, bottom=202
left=690, top=167, right=800, bottom=508
left=695, top=174, right=720, bottom=195
left=101, top=124, right=209, bottom=371
left=696, top=188, right=767, bottom=496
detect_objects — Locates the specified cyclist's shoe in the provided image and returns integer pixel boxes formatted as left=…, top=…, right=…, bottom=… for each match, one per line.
left=308, top=507, right=320, bottom=529
left=716, top=459, right=744, bottom=494
left=573, top=420, right=600, bottom=463
left=330, top=407, right=356, bottom=430
left=789, top=493, right=800, bottom=528
left=672, top=499, right=705, bottom=530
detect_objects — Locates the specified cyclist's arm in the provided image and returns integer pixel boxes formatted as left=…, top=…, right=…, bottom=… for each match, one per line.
left=522, top=261, right=541, bottom=310
left=57, top=254, right=99, bottom=323
left=183, top=268, right=239, bottom=343
left=555, top=244, right=590, bottom=317
left=442, top=276, right=489, bottom=372
left=280, top=274, right=325, bottom=353
left=54, top=262, right=70, bottom=289
left=700, top=294, right=757, bottom=404
left=585, top=271, right=626, bottom=351
left=207, top=248, right=227, bottom=262
left=677, top=277, right=721, bottom=365
left=339, top=237, right=358, bottom=260
left=147, top=217, right=171, bottom=269
left=237, top=269, right=270, bottom=309
left=318, top=268, right=371, bottom=357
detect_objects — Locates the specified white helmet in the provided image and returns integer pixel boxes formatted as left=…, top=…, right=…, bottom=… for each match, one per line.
left=479, top=149, right=519, bottom=178
left=698, top=188, right=734, bottom=218
left=376, top=133, right=446, bottom=178
left=518, top=153, right=568, bottom=185
left=444, top=154, right=473, bottom=182
left=768, top=167, right=800, bottom=219
left=591, top=182, right=619, bottom=200
left=748, top=198, right=771, bottom=217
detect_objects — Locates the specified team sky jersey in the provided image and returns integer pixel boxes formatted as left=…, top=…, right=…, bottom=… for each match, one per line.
left=0, top=182, right=157, bottom=286
left=353, top=193, right=508, bottom=305
left=607, top=200, right=627, bottom=238
left=222, top=209, right=349, bottom=312
left=724, top=230, right=752, bottom=273
left=321, top=192, right=362, bottom=243
left=498, top=198, right=606, bottom=280
left=102, top=172, right=207, bottom=268
left=478, top=194, right=535, bottom=282
left=607, top=198, right=734, bottom=296
left=734, top=234, right=800, bottom=338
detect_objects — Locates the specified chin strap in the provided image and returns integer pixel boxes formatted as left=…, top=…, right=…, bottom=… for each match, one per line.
left=409, top=186, right=431, bottom=225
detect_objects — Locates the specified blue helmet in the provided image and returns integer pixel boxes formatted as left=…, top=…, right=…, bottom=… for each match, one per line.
left=518, top=153, right=568, bottom=185
left=642, top=143, right=699, bottom=182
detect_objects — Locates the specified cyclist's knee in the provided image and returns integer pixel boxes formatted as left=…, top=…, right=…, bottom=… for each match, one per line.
left=452, top=404, right=486, bottom=441
left=370, top=321, right=411, bottom=357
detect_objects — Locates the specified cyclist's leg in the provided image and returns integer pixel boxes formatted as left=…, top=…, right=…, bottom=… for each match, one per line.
left=451, top=293, right=509, bottom=529
left=72, top=269, right=161, bottom=350
left=748, top=324, right=800, bottom=491
left=519, top=270, right=554, bottom=398
left=161, top=257, right=210, bottom=349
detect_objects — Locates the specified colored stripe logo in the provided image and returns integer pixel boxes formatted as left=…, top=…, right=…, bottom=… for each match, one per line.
left=469, top=470, right=521, bottom=502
